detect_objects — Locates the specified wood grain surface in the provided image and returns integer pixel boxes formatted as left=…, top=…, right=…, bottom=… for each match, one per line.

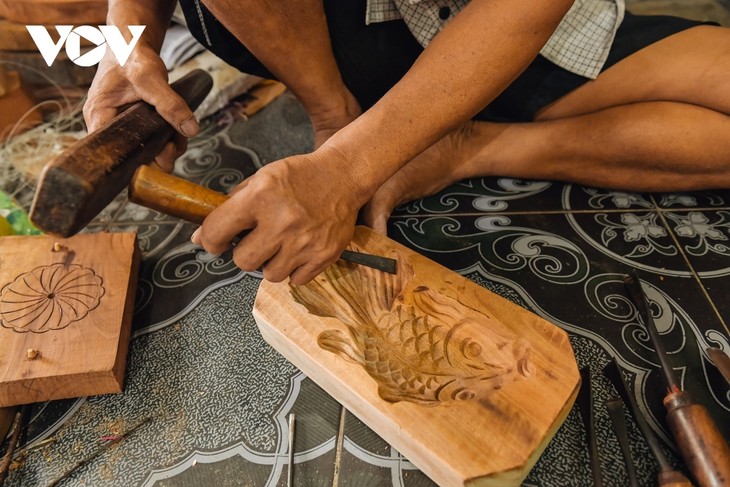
left=0, top=19, right=94, bottom=51
left=0, top=70, right=42, bottom=142
left=0, top=0, right=107, bottom=25
left=254, top=226, right=581, bottom=487
left=0, top=232, right=139, bottom=407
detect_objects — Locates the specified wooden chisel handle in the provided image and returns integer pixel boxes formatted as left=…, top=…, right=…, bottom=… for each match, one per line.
left=664, top=390, right=730, bottom=487
left=0, top=406, right=18, bottom=442
left=130, top=165, right=228, bottom=225
left=657, top=470, right=693, bottom=487
left=129, top=166, right=398, bottom=274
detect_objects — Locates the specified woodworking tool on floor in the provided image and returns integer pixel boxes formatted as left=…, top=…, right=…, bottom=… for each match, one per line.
left=577, top=367, right=603, bottom=487
left=706, top=347, right=730, bottom=385
left=604, top=359, right=692, bottom=487
left=287, top=413, right=295, bottom=487
left=623, top=273, right=730, bottom=487
left=46, top=417, right=152, bottom=487
left=0, top=406, right=28, bottom=487
left=28, top=69, right=396, bottom=275
left=606, top=398, right=640, bottom=487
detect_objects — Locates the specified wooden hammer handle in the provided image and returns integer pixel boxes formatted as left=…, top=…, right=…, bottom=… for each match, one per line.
left=77, top=69, right=213, bottom=183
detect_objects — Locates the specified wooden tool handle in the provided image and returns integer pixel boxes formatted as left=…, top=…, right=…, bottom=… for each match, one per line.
left=30, top=69, right=213, bottom=237
left=129, top=166, right=399, bottom=274
left=658, top=469, right=693, bottom=487
left=77, top=69, right=212, bottom=177
left=664, top=390, right=730, bottom=487
left=129, top=165, right=229, bottom=224
left=0, top=406, right=18, bottom=441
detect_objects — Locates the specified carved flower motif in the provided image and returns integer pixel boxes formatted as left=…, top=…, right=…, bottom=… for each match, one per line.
left=0, top=264, right=104, bottom=333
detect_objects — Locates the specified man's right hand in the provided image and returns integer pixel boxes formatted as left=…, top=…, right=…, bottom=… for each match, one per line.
left=82, top=45, right=199, bottom=172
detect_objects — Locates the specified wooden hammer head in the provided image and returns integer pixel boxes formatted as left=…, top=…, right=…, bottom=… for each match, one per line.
left=29, top=69, right=213, bottom=237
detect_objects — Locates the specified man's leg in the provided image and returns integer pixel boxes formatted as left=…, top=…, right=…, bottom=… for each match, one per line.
left=201, top=0, right=361, bottom=147
left=363, top=25, right=730, bottom=232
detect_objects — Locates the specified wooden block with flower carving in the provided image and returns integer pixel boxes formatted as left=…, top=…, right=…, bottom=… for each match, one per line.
left=253, top=226, right=580, bottom=487
left=0, top=232, right=139, bottom=407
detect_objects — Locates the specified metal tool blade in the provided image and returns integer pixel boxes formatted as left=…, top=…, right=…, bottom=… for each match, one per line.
left=624, top=274, right=680, bottom=392
left=603, top=359, right=675, bottom=472
left=340, top=249, right=397, bottom=274
left=577, top=367, right=603, bottom=487
left=606, top=398, right=640, bottom=487
left=230, top=235, right=397, bottom=274
left=287, top=413, right=295, bottom=487
left=707, top=347, right=730, bottom=385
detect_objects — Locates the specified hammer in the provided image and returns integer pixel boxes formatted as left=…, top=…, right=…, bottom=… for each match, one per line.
left=30, top=69, right=213, bottom=237
left=29, top=69, right=396, bottom=273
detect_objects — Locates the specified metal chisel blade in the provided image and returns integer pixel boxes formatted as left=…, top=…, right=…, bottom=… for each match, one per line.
left=230, top=235, right=397, bottom=274
left=340, top=249, right=397, bottom=274
left=707, top=347, right=730, bottom=385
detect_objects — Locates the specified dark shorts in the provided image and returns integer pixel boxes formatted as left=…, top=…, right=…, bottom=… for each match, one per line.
left=179, top=0, right=708, bottom=122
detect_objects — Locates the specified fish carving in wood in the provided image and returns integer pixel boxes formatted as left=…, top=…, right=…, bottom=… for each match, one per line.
left=290, top=248, right=533, bottom=406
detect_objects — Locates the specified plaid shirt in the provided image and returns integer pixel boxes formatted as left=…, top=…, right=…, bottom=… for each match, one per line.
left=365, top=0, right=626, bottom=79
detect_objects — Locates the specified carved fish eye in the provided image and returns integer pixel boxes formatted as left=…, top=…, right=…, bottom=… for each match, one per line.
left=462, top=339, right=482, bottom=358
left=454, top=389, right=476, bottom=401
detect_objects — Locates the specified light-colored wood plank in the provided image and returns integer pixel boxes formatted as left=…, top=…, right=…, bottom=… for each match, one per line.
left=236, top=80, right=287, bottom=117
left=0, top=70, right=43, bottom=143
left=0, top=65, right=8, bottom=97
left=254, top=226, right=581, bottom=487
left=0, top=232, right=140, bottom=407
left=0, top=19, right=95, bottom=51
left=0, top=0, right=107, bottom=25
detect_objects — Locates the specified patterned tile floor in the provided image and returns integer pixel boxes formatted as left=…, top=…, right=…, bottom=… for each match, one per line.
left=3, top=91, right=729, bottom=487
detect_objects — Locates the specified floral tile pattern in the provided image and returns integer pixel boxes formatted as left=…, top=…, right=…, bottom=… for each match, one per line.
left=3, top=93, right=729, bottom=487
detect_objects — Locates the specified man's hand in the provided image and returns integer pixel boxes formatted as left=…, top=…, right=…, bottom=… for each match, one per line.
left=191, top=148, right=365, bottom=285
left=82, top=46, right=199, bottom=171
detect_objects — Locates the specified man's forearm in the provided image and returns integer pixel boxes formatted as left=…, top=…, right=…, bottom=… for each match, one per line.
left=323, top=0, right=574, bottom=203
left=107, top=0, right=177, bottom=52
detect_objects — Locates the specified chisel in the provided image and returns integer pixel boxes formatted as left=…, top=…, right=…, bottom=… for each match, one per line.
left=623, top=273, right=730, bottom=487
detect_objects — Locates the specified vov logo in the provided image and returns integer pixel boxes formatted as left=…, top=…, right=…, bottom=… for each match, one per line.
left=26, top=25, right=146, bottom=67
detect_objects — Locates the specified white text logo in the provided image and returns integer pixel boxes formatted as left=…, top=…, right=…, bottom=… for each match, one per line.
left=26, top=25, right=146, bottom=67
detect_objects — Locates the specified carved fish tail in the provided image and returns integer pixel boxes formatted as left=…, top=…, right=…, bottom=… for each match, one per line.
left=290, top=246, right=413, bottom=327
left=317, top=329, right=364, bottom=364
